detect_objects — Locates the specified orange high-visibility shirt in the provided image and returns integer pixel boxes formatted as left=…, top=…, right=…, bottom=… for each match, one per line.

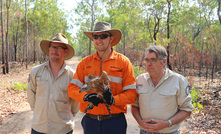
left=68, top=50, right=137, bottom=115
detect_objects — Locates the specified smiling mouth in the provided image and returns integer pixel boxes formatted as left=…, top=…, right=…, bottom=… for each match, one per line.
left=97, top=44, right=103, bottom=46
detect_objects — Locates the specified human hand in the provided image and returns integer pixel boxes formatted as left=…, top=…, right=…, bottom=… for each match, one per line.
left=84, top=93, right=103, bottom=106
left=143, top=119, right=169, bottom=132
left=103, top=88, right=114, bottom=105
left=137, top=119, right=153, bottom=130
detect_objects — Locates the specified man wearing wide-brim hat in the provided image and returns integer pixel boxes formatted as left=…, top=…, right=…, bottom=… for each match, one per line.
left=27, top=33, right=80, bottom=134
left=68, top=22, right=137, bottom=134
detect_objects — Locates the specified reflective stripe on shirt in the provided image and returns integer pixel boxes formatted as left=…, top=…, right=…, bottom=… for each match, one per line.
left=70, top=79, right=83, bottom=87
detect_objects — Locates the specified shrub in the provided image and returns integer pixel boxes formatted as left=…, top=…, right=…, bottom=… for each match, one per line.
left=133, top=65, right=144, bottom=78
left=11, top=82, right=27, bottom=91
left=191, top=84, right=203, bottom=112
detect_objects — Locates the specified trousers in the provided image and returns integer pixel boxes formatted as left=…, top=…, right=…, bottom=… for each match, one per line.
left=31, top=128, right=73, bottom=134
left=81, top=113, right=127, bottom=134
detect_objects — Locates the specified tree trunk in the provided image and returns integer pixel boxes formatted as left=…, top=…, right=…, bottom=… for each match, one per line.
left=15, top=17, right=20, bottom=61
left=153, top=16, right=160, bottom=41
left=88, top=0, right=95, bottom=55
left=6, top=0, right=11, bottom=73
left=218, top=0, right=221, bottom=25
left=199, top=35, right=204, bottom=77
left=1, top=0, right=6, bottom=74
left=167, top=0, right=172, bottom=70
left=33, top=39, right=36, bottom=63
left=25, top=0, right=28, bottom=68
left=146, top=15, right=153, bottom=43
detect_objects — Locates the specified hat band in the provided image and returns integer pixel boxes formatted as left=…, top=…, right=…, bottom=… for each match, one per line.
left=94, top=27, right=111, bottom=31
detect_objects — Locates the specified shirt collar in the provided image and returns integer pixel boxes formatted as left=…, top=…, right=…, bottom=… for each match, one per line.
left=164, top=68, right=174, bottom=79
left=145, top=68, right=174, bottom=80
left=93, top=48, right=117, bottom=61
left=44, top=61, right=67, bottom=71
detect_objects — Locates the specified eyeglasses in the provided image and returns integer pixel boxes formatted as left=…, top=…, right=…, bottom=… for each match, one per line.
left=92, top=34, right=110, bottom=40
left=49, top=45, right=67, bottom=52
left=145, top=58, right=161, bottom=64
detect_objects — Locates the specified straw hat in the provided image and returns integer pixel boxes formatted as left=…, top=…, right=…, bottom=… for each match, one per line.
left=83, top=22, right=122, bottom=46
left=40, top=33, right=75, bottom=60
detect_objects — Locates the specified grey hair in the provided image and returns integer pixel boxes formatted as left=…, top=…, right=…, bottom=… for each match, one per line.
left=146, top=45, right=168, bottom=60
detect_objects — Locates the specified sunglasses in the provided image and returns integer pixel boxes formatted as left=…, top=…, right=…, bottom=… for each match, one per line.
left=92, top=34, right=110, bottom=39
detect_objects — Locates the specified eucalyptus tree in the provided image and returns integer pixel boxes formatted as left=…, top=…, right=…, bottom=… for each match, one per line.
left=197, top=0, right=221, bottom=79
left=166, top=0, right=172, bottom=69
left=74, top=0, right=102, bottom=55
left=217, top=0, right=221, bottom=24
left=1, top=0, right=6, bottom=74
left=25, top=0, right=28, bottom=68
left=28, top=0, right=70, bottom=62
left=5, top=0, right=11, bottom=73
left=103, top=0, right=143, bottom=56
left=10, top=1, right=23, bottom=62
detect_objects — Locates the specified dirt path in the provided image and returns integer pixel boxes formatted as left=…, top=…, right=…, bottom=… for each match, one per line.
left=0, top=57, right=191, bottom=134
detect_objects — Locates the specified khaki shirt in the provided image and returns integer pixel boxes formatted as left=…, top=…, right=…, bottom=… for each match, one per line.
left=133, top=68, right=193, bottom=133
left=27, top=61, right=80, bottom=134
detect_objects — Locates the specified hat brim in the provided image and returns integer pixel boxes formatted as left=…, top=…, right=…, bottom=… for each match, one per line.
left=40, top=40, right=75, bottom=60
left=83, top=29, right=122, bottom=47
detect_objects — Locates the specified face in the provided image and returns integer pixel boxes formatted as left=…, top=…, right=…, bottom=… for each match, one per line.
left=92, top=32, right=113, bottom=52
left=145, top=52, right=166, bottom=77
left=49, top=42, right=68, bottom=62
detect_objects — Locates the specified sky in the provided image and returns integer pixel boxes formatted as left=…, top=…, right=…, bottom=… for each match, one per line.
left=57, top=0, right=80, bottom=37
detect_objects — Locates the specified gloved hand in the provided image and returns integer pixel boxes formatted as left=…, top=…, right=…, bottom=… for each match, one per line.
left=103, top=88, right=114, bottom=105
left=84, top=93, right=103, bottom=106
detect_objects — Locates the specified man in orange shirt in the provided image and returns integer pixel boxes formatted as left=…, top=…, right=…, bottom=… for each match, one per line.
left=68, top=22, right=137, bottom=134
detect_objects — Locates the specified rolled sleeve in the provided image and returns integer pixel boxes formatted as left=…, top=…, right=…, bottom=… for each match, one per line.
left=177, top=76, right=194, bottom=112
left=27, top=70, right=36, bottom=111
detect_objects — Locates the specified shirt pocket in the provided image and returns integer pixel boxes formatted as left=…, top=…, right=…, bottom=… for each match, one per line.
left=54, top=84, right=69, bottom=103
left=109, top=68, right=123, bottom=78
left=84, top=68, right=96, bottom=76
left=157, top=89, right=177, bottom=104
left=84, top=68, right=96, bottom=83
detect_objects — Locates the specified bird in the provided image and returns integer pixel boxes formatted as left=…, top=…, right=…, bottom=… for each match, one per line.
left=79, top=71, right=111, bottom=115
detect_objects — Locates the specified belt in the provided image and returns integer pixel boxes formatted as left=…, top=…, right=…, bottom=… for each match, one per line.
left=85, top=113, right=124, bottom=121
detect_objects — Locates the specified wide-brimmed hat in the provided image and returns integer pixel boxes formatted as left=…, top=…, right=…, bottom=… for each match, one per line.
left=40, top=33, right=75, bottom=60
left=83, top=22, right=122, bottom=47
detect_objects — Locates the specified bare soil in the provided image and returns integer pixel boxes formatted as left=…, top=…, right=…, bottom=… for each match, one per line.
left=0, top=57, right=220, bottom=134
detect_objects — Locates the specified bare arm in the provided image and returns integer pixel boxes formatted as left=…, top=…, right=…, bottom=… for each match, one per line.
left=149, top=110, right=191, bottom=132
left=168, top=110, right=191, bottom=126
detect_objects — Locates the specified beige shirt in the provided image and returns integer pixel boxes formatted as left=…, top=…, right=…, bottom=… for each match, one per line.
left=27, top=61, right=80, bottom=134
left=133, top=68, right=193, bottom=133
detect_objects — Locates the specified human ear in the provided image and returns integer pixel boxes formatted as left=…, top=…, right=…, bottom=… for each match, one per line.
left=110, top=36, right=114, bottom=43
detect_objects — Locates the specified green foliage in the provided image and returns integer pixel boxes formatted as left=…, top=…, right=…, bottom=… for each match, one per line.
left=191, top=84, right=203, bottom=112
left=3, top=0, right=221, bottom=73
left=153, top=38, right=170, bottom=47
left=133, top=65, right=143, bottom=78
left=33, top=61, right=40, bottom=66
left=11, top=82, right=27, bottom=91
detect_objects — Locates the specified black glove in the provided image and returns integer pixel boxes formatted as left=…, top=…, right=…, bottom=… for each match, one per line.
left=84, top=93, right=103, bottom=106
left=103, top=88, right=114, bottom=105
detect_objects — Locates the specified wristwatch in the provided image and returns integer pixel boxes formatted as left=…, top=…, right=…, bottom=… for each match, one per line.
left=168, top=119, right=172, bottom=127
